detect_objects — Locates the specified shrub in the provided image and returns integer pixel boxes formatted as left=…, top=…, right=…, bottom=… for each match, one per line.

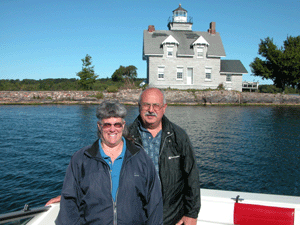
left=217, top=83, right=225, bottom=90
left=95, top=92, right=104, bottom=99
left=284, top=86, right=299, bottom=94
left=259, top=85, right=282, bottom=93
left=106, top=86, right=119, bottom=93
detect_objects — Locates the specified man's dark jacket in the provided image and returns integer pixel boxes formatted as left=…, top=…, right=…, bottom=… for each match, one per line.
left=56, top=139, right=163, bottom=225
left=129, top=115, right=201, bottom=225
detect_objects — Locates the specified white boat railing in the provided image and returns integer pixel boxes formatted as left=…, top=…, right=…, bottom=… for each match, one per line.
left=0, top=205, right=50, bottom=224
left=0, top=204, right=59, bottom=225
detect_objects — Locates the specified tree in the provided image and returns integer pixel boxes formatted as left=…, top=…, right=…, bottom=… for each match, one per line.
left=76, top=54, right=98, bottom=90
left=282, top=36, right=300, bottom=89
left=112, top=66, right=126, bottom=82
left=111, top=65, right=137, bottom=83
left=250, top=36, right=300, bottom=91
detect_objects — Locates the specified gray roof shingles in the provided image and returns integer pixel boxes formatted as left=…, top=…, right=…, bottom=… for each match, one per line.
left=221, top=60, right=248, bottom=74
left=143, top=30, right=226, bottom=57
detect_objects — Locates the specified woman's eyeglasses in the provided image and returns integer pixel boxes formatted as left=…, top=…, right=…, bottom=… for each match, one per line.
left=101, top=122, right=124, bottom=130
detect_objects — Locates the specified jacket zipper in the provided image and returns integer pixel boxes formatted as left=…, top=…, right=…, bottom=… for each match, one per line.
left=109, top=170, right=118, bottom=225
left=93, top=145, right=138, bottom=225
left=113, top=200, right=117, bottom=225
left=159, top=132, right=173, bottom=157
left=112, top=152, right=136, bottom=225
left=158, top=132, right=173, bottom=180
left=103, top=159, right=117, bottom=225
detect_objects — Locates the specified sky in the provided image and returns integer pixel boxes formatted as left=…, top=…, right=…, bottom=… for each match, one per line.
left=1, top=0, right=299, bottom=85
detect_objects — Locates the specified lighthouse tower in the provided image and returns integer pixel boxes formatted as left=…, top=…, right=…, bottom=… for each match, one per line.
left=167, top=4, right=193, bottom=31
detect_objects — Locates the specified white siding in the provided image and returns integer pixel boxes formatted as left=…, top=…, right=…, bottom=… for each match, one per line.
left=147, top=54, right=243, bottom=91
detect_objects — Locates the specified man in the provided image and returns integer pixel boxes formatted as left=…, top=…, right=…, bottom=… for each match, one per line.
left=47, top=88, right=200, bottom=225
left=128, top=88, right=200, bottom=225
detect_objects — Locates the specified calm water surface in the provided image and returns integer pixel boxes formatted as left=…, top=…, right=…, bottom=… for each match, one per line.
left=0, top=105, right=299, bottom=213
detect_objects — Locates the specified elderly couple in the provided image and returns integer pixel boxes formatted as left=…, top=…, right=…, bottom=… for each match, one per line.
left=53, top=88, right=200, bottom=225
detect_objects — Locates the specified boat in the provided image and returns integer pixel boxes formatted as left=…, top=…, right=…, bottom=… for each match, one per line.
left=1, top=188, right=299, bottom=225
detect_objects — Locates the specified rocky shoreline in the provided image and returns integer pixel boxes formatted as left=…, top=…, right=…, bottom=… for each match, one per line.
left=1, top=90, right=300, bottom=105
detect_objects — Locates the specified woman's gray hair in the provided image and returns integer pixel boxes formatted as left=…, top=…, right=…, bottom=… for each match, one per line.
left=96, top=100, right=127, bottom=121
left=96, top=100, right=129, bottom=138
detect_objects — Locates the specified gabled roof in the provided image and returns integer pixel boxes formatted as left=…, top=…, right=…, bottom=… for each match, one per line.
left=220, top=60, right=248, bottom=74
left=143, top=30, right=226, bottom=57
left=192, top=36, right=209, bottom=46
left=162, top=35, right=179, bottom=45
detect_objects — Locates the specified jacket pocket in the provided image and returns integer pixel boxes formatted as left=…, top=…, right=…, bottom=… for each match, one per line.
left=165, top=154, right=183, bottom=184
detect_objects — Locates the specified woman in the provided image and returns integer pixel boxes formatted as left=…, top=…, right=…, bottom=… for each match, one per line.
left=56, top=100, right=163, bottom=225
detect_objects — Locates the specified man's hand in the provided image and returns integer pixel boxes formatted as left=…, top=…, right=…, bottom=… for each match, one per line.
left=176, top=216, right=197, bottom=225
left=45, top=195, right=61, bottom=206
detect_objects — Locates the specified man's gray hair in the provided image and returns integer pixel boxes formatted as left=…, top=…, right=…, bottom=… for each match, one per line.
left=96, top=100, right=129, bottom=138
left=138, top=87, right=167, bottom=105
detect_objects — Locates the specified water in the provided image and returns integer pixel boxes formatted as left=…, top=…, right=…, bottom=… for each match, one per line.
left=0, top=105, right=300, bottom=214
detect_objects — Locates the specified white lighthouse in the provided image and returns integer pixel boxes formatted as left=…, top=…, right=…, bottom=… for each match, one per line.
left=168, top=4, right=193, bottom=31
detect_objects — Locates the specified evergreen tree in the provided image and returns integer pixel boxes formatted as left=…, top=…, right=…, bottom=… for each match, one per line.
left=76, top=54, right=98, bottom=90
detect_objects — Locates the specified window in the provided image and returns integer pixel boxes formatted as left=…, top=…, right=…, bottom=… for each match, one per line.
left=197, top=46, right=204, bottom=58
left=167, top=47, right=173, bottom=57
left=226, top=74, right=232, bottom=82
left=158, top=67, right=164, bottom=79
left=175, top=11, right=186, bottom=17
left=205, top=68, right=212, bottom=80
left=177, top=67, right=183, bottom=80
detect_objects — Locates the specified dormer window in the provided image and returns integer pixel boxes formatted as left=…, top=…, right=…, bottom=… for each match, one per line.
left=162, top=35, right=179, bottom=58
left=192, top=36, right=209, bottom=58
left=167, top=47, right=173, bottom=57
left=197, top=46, right=204, bottom=58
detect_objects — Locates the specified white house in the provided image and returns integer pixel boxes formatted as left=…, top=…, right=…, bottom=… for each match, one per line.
left=143, top=4, right=248, bottom=92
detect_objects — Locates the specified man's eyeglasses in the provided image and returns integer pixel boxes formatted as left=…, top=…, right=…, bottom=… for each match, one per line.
left=101, top=122, right=124, bottom=130
left=140, top=103, right=163, bottom=111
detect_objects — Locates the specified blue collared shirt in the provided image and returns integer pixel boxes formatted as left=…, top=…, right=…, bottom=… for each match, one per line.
left=99, top=137, right=126, bottom=202
left=138, top=121, right=161, bottom=173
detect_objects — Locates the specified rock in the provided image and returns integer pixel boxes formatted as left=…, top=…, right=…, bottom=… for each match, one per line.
left=0, top=90, right=299, bottom=105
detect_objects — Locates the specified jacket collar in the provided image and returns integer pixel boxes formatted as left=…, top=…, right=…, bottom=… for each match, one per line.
left=160, top=115, right=174, bottom=141
left=130, top=115, right=174, bottom=144
left=86, top=138, right=140, bottom=158
left=133, top=115, right=172, bottom=133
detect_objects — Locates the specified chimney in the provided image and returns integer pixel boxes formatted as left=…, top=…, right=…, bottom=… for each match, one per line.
left=148, top=25, right=155, bottom=33
left=208, top=22, right=216, bottom=34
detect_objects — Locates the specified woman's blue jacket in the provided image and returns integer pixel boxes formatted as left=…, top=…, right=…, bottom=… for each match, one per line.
left=56, top=139, right=163, bottom=225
